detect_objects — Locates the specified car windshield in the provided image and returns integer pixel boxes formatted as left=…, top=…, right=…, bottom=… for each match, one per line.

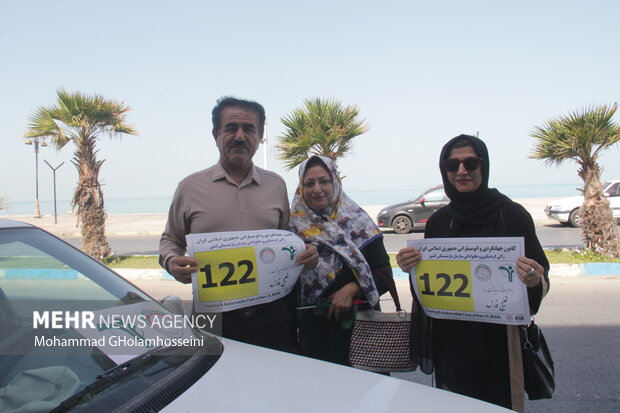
left=422, top=188, right=445, bottom=202
left=0, top=226, right=221, bottom=412
left=413, top=187, right=444, bottom=203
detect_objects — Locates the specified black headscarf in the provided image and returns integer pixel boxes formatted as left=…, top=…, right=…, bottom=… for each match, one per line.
left=439, top=134, right=509, bottom=225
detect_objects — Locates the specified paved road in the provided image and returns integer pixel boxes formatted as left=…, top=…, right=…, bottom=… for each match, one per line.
left=62, top=223, right=587, bottom=255
left=381, top=223, right=585, bottom=252
left=388, top=277, right=620, bottom=413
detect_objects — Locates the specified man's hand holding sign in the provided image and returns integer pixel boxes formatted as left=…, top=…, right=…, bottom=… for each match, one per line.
left=186, top=230, right=307, bottom=312
left=400, top=237, right=536, bottom=324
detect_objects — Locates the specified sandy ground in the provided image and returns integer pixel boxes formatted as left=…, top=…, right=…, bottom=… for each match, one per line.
left=1, top=198, right=555, bottom=237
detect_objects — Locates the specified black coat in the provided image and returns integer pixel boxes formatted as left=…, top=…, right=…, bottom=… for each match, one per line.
left=410, top=200, right=550, bottom=409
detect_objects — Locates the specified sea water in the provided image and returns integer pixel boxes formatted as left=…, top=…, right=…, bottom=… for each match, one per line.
left=1, top=183, right=583, bottom=216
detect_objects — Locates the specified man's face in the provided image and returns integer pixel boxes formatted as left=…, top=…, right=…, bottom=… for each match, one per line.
left=213, top=106, right=261, bottom=170
left=445, top=146, right=483, bottom=193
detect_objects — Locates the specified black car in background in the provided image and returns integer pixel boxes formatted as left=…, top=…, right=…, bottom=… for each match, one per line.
left=376, top=185, right=449, bottom=234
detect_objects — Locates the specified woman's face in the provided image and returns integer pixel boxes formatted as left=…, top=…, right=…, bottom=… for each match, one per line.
left=302, top=164, right=334, bottom=211
left=445, top=146, right=483, bottom=193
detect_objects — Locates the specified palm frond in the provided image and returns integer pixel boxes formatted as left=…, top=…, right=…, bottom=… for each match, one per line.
left=276, top=97, right=368, bottom=170
left=530, top=104, right=620, bottom=166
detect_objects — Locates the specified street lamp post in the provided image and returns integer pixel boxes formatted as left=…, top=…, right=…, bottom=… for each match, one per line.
left=262, top=122, right=269, bottom=170
left=44, top=160, right=64, bottom=224
left=24, top=137, right=47, bottom=218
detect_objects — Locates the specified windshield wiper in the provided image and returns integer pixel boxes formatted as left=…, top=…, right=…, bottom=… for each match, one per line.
left=50, top=346, right=168, bottom=412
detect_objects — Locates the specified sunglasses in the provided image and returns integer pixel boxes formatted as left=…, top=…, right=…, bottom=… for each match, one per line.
left=442, top=157, right=482, bottom=172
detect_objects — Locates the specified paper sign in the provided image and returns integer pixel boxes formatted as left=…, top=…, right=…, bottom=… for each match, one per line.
left=408, top=237, right=530, bottom=325
left=186, top=230, right=305, bottom=312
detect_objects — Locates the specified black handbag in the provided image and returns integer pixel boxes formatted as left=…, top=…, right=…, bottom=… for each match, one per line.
left=521, top=320, right=555, bottom=400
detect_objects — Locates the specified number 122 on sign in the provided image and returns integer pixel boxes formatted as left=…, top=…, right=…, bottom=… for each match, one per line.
left=414, top=260, right=474, bottom=312
left=195, top=247, right=259, bottom=302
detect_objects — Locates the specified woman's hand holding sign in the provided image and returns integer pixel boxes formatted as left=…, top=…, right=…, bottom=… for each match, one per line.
left=396, top=246, right=422, bottom=273
left=516, top=255, right=543, bottom=288
left=295, top=244, right=319, bottom=270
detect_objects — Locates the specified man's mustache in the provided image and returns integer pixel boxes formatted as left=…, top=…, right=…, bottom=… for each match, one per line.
left=229, top=141, right=251, bottom=150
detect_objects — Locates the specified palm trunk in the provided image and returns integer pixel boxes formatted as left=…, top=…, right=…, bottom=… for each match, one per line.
left=72, top=137, right=111, bottom=260
left=579, top=163, right=620, bottom=257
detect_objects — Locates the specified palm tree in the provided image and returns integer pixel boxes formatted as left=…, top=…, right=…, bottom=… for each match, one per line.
left=24, top=90, right=137, bottom=259
left=530, top=104, right=620, bottom=257
left=0, top=196, right=7, bottom=211
left=276, top=98, right=368, bottom=170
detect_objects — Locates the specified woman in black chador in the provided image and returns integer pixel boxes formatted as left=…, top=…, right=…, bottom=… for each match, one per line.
left=396, top=134, right=549, bottom=412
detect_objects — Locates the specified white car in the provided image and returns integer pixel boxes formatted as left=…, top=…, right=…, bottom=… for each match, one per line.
left=544, top=180, right=620, bottom=227
left=0, top=219, right=510, bottom=412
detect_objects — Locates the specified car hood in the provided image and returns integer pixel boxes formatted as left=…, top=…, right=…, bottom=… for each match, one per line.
left=547, top=195, right=583, bottom=208
left=162, top=338, right=509, bottom=413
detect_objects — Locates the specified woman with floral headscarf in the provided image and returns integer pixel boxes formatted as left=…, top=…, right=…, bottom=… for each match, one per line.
left=290, top=155, right=393, bottom=365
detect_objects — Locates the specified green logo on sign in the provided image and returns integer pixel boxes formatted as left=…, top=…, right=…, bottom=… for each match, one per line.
left=499, top=265, right=515, bottom=282
left=281, top=246, right=296, bottom=260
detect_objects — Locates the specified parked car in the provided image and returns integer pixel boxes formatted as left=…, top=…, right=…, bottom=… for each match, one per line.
left=0, top=219, right=509, bottom=412
left=377, top=185, right=449, bottom=234
left=544, top=180, right=620, bottom=227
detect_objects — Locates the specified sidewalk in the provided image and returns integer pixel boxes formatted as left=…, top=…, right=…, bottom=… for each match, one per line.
left=1, top=212, right=168, bottom=237
left=2, top=198, right=555, bottom=237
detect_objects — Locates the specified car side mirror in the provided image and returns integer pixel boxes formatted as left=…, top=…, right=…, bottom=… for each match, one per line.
left=604, top=192, right=610, bottom=197
left=160, top=295, right=185, bottom=315
left=419, top=197, right=426, bottom=206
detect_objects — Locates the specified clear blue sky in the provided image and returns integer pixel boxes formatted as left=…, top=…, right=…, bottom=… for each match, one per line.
left=1, top=1, right=619, bottom=210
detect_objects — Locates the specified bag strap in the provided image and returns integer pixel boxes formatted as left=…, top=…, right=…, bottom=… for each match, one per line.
left=521, top=317, right=537, bottom=350
left=385, top=272, right=403, bottom=312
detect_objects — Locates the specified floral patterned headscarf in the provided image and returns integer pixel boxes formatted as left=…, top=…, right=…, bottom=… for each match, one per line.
left=290, top=155, right=381, bottom=306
